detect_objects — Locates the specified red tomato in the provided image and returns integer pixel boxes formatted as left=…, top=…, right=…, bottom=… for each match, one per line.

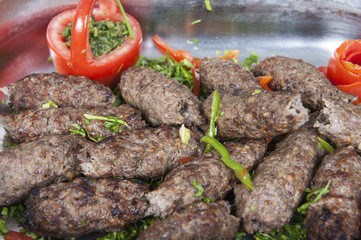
left=4, top=231, right=34, bottom=240
left=46, top=0, right=142, bottom=87
left=326, top=40, right=361, bottom=86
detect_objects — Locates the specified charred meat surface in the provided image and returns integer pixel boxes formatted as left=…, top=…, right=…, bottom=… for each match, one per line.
left=0, top=104, right=145, bottom=143
left=146, top=156, right=232, bottom=218
left=24, top=178, right=149, bottom=238
left=234, top=127, right=325, bottom=234
left=199, top=58, right=261, bottom=95
left=250, top=56, right=356, bottom=110
left=1, top=73, right=116, bottom=111
left=202, top=91, right=308, bottom=139
left=119, top=67, right=205, bottom=127
left=137, top=201, right=239, bottom=240
left=314, top=98, right=361, bottom=149
left=306, top=147, right=361, bottom=240
left=78, top=125, right=203, bottom=179
left=0, top=135, right=82, bottom=206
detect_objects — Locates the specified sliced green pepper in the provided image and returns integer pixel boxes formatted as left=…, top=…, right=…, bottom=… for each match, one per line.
left=204, top=90, right=222, bottom=153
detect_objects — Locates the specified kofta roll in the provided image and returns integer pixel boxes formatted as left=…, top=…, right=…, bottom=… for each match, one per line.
left=1, top=73, right=116, bottom=111
left=199, top=58, right=261, bottom=95
left=24, top=178, right=149, bottom=238
left=146, top=156, right=232, bottom=218
left=250, top=56, right=356, bottom=110
left=0, top=135, right=82, bottom=206
left=202, top=91, right=309, bottom=139
left=78, top=125, right=203, bottom=179
left=306, top=146, right=361, bottom=240
left=234, top=126, right=325, bottom=234
left=119, top=67, right=205, bottom=127
left=314, top=98, right=361, bottom=149
left=0, top=104, right=145, bottom=143
left=137, top=201, right=239, bottom=240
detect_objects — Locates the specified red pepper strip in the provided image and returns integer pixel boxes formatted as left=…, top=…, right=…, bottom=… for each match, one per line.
left=152, top=35, right=194, bottom=63
left=192, top=67, right=200, bottom=96
left=337, top=83, right=361, bottom=105
left=180, top=156, right=196, bottom=163
left=5, top=231, right=35, bottom=240
left=256, top=76, right=273, bottom=91
left=217, top=50, right=240, bottom=60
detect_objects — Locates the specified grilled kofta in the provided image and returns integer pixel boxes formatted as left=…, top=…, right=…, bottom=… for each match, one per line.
left=24, top=178, right=149, bottom=238
left=78, top=125, right=203, bottom=179
left=306, top=146, right=361, bottom=240
left=314, top=98, right=361, bottom=149
left=146, top=156, right=233, bottom=218
left=250, top=56, right=356, bottom=110
left=199, top=58, right=261, bottom=95
left=1, top=73, right=116, bottom=111
left=119, top=67, right=205, bottom=127
left=137, top=201, right=239, bottom=240
left=202, top=91, right=309, bottom=139
left=234, top=126, right=325, bottom=234
left=0, top=135, right=82, bottom=206
left=0, top=104, right=145, bottom=143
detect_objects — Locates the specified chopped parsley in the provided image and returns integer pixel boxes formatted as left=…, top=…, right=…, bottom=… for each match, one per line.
left=242, top=51, right=259, bottom=70
left=62, top=17, right=129, bottom=58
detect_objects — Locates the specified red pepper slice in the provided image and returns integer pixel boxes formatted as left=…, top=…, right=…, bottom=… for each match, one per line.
left=152, top=35, right=194, bottom=63
left=46, top=0, right=142, bottom=87
left=256, top=76, right=273, bottom=91
left=4, top=231, right=35, bottom=240
left=192, top=67, right=200, bottom=97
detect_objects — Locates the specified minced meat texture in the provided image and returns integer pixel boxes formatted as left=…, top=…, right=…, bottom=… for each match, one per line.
left=1, top=72, right=116, bottom=111
left=0, top=104, right=145, bottom=143
left=199, top=58, right=261, bottom=95
left=0, top=135, right=82, bottom=206
left=202, top=91, right=309, bottom=139
left=234, top=126, right=325, bottom=234
left=145, top=156, right=232, bottom=218
left=137, top=201, right=239, bottom=240
left=119, top=67, right=205, bottom=127
left=78, top=125, right=203, bottom=179
left=250, top=56, right=356, bottom=110
left=23, top=178, right=149, bottom=238
left=306, top=147, right=361, bottom=240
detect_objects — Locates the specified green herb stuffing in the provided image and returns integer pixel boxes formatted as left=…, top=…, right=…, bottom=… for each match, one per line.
left=0, top=204, right=26, bottom=236
left=62, top=17, right=129, bottom=58
left=242, top=51, right=259, bottom=70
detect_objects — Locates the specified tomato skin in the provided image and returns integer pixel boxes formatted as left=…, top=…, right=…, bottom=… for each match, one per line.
left=4, top=231, right=34, bottom=240
left=326, top=40, right=361, bottom=86
left=46, top=0, right=142, bottom=87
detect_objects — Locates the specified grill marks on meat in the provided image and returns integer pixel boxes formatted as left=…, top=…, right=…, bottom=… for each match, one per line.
left=119, top=67, right=205, bottom=127
left=78, top=125, right=203, bottom=179
left=199, top=58, right=261, bottom=95
left=234, top=126, right=325, bottom=234
left=24, top=178, right=149, bottom=238
left=146, top=157, right=232, bottom=218
left=314, top=98, right=361, bottom=149
left=202, top=91, right=308, bottom=139
left=0, top=105, right=145, bottom=143
left=137, top=201, right=239, bottom=240
left=1, top=73, right=116, bottom=111
left=306, top=147, right=361, bottom=240
left=0, top=135, right=82, bottom=206
left=250, top=56, right=356, bottom=110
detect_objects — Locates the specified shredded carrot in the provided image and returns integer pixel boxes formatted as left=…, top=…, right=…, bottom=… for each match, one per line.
left=256, top=76, right=273, bottom=91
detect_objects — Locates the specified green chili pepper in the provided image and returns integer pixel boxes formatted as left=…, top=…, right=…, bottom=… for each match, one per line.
left=204, top=90, right=223, bottom=153
left=201, top=136, right=254, bottom=190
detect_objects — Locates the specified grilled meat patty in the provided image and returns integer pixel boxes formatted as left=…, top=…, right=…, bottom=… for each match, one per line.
left=119, top=67, right=205, bottom=127
left=146, top=156, right=232, bottom=218
left=314, top=98, right=361, bottom=149
left=306, top=147, right=361, bottom=240
left=0, top=104, right=145, bottom=143
left=250, top=56, right=356, bottom=110
left=0, top=135, right=82, bottom=206
left=137, top=201, right=239, bottom=240
left=1, top=73, right=116, bottom=111
left=24, top=178, right=149, bottom=238
left=199, top=58, right=261, bottom=95
left=78, top=125, right=203, bottom=179
left=234, top=126, right=325, bottom=234
left=202, top=91, right=309, bottom=139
